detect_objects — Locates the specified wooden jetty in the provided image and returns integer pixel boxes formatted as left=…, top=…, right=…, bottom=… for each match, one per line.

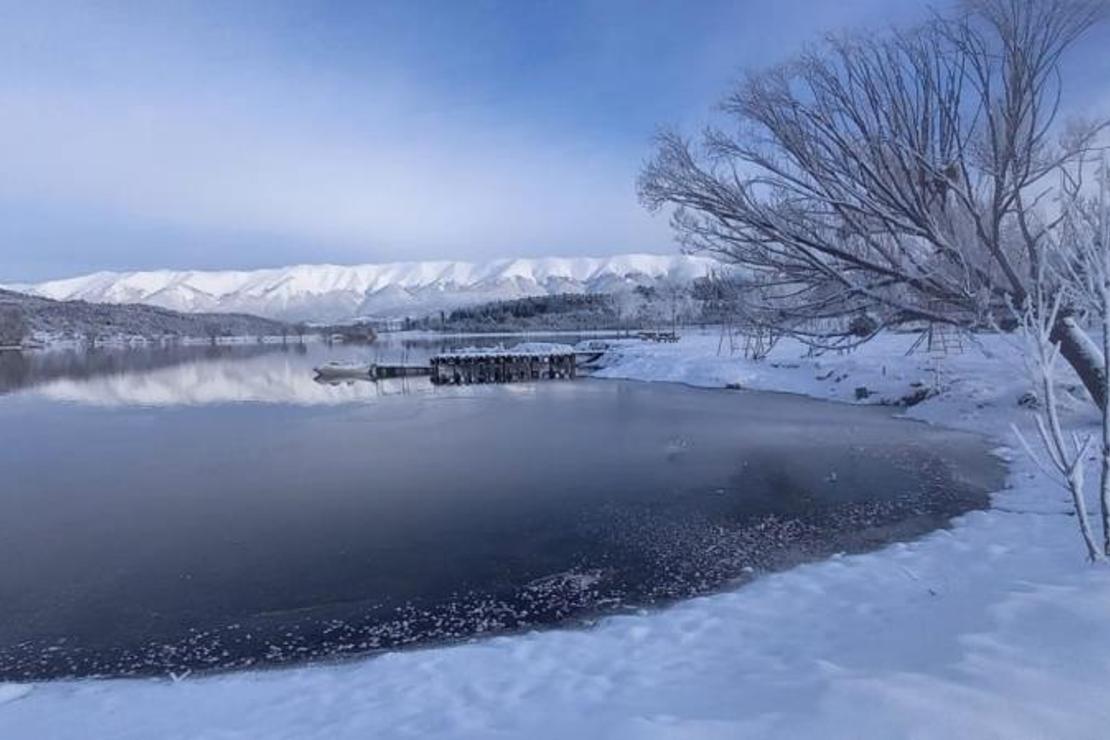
left=373, top=363, right=433, bottom=379
left=637, top=330, right=679, bottom=343
left=429, top=344, right=577, bottom=385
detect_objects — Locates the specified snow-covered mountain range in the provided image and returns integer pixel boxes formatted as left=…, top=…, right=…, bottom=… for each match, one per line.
left=6, top=254, right=714, bottom=322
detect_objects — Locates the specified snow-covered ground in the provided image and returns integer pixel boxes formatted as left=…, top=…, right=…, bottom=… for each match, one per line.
left=4, top=330, right=1110, bottom=739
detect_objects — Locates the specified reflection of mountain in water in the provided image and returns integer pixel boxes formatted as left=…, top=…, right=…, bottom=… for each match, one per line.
left=1, top=345, right=425, bottom=406
left=2, top=333, right=618, bottom=406
left=1, top=344, right=280, bottom=394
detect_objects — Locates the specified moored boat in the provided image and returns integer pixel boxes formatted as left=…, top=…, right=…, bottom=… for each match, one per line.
left=313, top=361, right=375, bottom=380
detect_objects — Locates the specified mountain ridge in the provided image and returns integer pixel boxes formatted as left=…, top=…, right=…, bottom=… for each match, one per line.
left=6, top=253, right=714, bottom=322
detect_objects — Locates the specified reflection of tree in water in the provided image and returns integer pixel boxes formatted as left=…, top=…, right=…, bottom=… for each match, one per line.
left=0, top=344, right=285, bottom=396
left=734, top=463, right=819, bottom=520
left=718, top=449, right=867, bottom=521
left=582, top=447, right=988, bottom=615
left=710, top=445, right=977, bottom=531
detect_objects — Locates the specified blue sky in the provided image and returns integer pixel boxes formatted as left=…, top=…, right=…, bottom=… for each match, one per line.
left=1, top=0, right=1107, bottom=281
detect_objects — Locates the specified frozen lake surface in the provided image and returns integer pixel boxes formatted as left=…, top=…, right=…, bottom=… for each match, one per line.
left=0, top=340, right=1003, bottom=679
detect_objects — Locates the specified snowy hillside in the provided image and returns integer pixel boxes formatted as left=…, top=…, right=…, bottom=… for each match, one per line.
left=6, top=254, right=715, bottom=322
left=0, top=288, right=287, bottom=343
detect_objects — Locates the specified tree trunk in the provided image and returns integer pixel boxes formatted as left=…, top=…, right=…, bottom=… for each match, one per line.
left=1102, top=304, right=1110, bottom=555
left=1052, top=316, right=1107, bottom=409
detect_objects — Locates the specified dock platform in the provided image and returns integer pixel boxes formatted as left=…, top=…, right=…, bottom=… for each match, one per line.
left=430, top=344, right=577, bottom=385
left=373, top=363, right=433, bottom=379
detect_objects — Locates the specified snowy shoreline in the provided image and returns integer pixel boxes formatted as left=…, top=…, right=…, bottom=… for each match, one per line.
left=4, top=330, right=1110, bottom=739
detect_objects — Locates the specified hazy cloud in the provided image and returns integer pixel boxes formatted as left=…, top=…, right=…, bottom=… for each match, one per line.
left=2, top=0, right=1103, bottom=280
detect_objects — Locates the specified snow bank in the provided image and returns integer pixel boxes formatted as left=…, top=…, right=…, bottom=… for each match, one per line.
left=5, top=330, right=1110, bottom=739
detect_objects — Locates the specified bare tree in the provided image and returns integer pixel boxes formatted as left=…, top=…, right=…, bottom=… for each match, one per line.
left=656, top=276, right=696, bottom=334
left=701, top=270, right=783, bottom=359
left=640, top=0, right=1109, bottom=403
left=612, top=289, right=646, bottom=334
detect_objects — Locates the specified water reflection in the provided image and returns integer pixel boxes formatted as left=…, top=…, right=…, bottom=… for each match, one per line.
left=28, top=347, right=398, bottom=407
left=0, top=335, right=610, bottom=407
left=0, top=344, right=291, bottom=398
left=0, top=342, right=1005, bottom=680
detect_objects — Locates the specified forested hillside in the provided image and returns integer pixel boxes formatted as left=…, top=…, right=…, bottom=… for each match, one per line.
left=0, top=288, right=288, bottom=344
left=399, top=288, right=702, bottom=332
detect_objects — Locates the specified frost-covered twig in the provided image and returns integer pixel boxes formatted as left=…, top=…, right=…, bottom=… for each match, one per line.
left=1047, top=155, right=1110, bottom=556
left=1014, top=278, right=1104, bottom=561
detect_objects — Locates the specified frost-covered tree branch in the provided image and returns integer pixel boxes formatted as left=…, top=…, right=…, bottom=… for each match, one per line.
left=1013, top=282, right=1104, bottom=561
left=640, top=0, right=1110, bottom=401
left=1042, top=156, right=1110, bottom=555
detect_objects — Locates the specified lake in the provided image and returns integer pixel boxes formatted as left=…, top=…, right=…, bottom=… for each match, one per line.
left=0, top=338, right=1004, bottom=680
